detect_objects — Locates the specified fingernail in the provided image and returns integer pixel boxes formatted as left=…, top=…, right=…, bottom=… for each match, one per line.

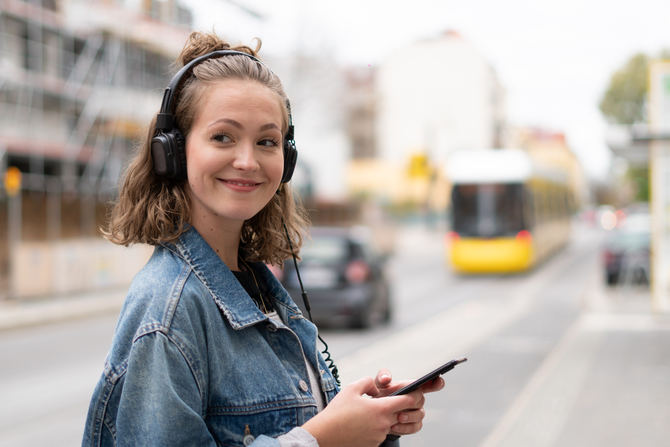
left=399, top=414, right=409, bottom=423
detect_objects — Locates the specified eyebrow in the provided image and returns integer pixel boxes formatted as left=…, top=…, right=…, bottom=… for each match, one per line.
left=208, top=118, right=280, bottom=132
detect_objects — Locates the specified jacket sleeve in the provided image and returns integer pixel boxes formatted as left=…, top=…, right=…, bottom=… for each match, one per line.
left=250, top=427, right=318, bottom=446
left=114, top=330, right=216, bottom=447
left=276, top=427, right=320, bottom=446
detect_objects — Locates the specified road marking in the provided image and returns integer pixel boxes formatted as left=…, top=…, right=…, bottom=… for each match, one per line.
left=479, top=316, right=597, bottom=447
left=0, top=290, right=124, bottom=332
left=581, top=313, right=670, bottom=332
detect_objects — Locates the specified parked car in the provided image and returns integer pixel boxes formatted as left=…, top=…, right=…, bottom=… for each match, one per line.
left=602, top=212, right=650, bottom=286
left=281, top=226, right=392, bottom=329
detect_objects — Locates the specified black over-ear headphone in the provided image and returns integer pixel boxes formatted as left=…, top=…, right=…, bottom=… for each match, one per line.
left=151, top=50, right=298, bottom=183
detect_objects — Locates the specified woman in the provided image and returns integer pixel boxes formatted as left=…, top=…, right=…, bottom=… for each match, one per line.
left=83, top=31, right=443, bottom=447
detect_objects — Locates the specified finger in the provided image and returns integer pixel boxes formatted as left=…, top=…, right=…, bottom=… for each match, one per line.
left=420, top=376, right=445, bottom=393
left=376, top=378, right=413, bottom=396
left=385, top=393, right=420, bottom=412
left=352, top=376, right=380, bottom=397
left=396, top=408, right=425, bottom=425
left=374, top=369, right=393, bottom=390
left=390, top=420, right=423, bottom=436
left=402, top=389, right=426, bottom=409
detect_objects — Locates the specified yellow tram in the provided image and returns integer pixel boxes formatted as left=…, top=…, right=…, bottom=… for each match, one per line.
left=446, top=149, right=573, bottom=273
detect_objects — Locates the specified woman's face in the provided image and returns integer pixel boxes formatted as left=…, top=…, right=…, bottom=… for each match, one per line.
left=185, top=79, right=285, bottom=231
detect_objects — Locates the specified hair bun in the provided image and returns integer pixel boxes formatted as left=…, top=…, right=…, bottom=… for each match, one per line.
left=178, top=31, right=262, bottom=66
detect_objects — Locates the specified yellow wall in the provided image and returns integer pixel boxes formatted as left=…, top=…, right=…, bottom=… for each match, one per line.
left=347, top=158, right=450, bottom=211
left=509, top=129, right=588, bottom=209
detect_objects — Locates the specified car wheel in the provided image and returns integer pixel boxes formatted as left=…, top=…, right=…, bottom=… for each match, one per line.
left=606, top=272, right=618, bottom=286
left=351, top=306, right=375, bottom=329
left=632, top=267, right=650, bottom=285
left=381, top=284, right=392, bottom=324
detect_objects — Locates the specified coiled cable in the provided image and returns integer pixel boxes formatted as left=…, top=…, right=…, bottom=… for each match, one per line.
left=283, top=222, right=341, bottom=387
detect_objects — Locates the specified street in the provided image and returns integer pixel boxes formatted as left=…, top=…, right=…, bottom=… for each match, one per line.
left=323, top=222, right=597, bottom=446
left=1, top=222, right=668, bottom=446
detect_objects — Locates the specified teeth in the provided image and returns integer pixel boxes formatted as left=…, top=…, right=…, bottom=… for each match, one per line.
left=228, top=181, right=255, bottom=186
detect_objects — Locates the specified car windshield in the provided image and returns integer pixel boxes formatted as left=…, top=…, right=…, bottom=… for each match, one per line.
left=301, top=236, right=347, bottom=263
left=615, top=232, right=650, bottom=249
left=619, top=214, right=650, bottom=232
left=607, top=214, right=650, bottom=251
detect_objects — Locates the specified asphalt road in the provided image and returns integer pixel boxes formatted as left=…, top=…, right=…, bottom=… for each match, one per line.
left=323, top=223, right=602, bottom=446
left=0, top=222, right=608, bottom=446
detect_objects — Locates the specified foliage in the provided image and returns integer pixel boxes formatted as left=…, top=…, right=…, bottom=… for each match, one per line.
left=599, top=53, right=649, bottom=125
left=599, top=49, right=670, bottom=125
left=626, top=166, right=649, bottom=202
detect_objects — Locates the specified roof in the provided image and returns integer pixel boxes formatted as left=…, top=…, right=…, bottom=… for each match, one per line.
left=446, top=148, right=568, bottom=184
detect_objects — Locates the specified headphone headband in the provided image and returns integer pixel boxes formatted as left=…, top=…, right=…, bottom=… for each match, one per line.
left=156, top=50, right=262, bottom=132
left=151, top=49, right=298, bottom=183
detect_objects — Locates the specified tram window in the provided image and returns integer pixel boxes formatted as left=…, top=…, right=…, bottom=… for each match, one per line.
left=451, top=183, right=526, bottom=237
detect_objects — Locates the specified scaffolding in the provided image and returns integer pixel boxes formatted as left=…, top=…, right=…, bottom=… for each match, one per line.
left=0, top=0, right=192, bottom=297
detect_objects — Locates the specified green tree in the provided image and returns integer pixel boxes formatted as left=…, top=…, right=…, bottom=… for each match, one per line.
left=599, top=53, right=649, bottom=125
left=600, top=50, right=670, bottom=205
left=627, top=166, right=650, bottom=202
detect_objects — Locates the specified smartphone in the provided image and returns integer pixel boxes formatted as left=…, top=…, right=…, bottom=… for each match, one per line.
left=381, top=358, right=468, bottom=445
left=389, top=357, right=467, bottom=396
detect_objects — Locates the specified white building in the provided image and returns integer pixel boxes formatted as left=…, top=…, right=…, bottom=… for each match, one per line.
left=375, top=30, right=506, bottom=166
left=271, top=53, right=350, bottom=200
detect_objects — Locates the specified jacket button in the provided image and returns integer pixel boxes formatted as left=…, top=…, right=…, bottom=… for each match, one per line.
left=267, top=323, right=277, bottom=332
left=298, top=379, right=309, bottom=392
left=243, top=425, right=255, bottom=445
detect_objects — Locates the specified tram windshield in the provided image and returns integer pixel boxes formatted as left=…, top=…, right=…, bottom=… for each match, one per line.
left=451, top=183, right=526, bottom=237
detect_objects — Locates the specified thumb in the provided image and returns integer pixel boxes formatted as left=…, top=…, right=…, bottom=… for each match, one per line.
left=350, top=376, right=380, bottom=397
left=374, top=369, right=393, bottom=390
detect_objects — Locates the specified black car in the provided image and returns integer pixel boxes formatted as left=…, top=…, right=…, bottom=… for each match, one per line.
left=602, top=212, right=650, bottom=286
left=281, top=226, right=392, bottom=328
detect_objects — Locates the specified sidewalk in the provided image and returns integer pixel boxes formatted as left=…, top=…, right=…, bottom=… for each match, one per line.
left=0, top=287, right=126, bottom=332
left=483, top=281, right=670, bottom=447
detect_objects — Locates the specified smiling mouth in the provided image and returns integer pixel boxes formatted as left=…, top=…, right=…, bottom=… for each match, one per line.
left=221, top=179, right=262, bottom=187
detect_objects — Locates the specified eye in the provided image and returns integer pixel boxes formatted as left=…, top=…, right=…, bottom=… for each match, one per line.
left=211, top=133, right=232, bottom=144
left=258, top=138, right=279, bottom=148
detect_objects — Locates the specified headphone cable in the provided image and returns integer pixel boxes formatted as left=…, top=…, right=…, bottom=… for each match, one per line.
left=283, top=222, right=341, bottom=387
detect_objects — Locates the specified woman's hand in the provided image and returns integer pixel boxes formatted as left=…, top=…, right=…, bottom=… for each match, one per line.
left=302, top=370, right=445, bottom=447
left=371, top=368, right=445, bottom=436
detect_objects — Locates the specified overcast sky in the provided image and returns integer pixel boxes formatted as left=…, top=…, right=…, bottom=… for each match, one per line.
left=185, top=0, right=670, bottom=180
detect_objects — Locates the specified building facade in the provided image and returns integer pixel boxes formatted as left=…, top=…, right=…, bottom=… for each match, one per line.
left=375, top=30, right=506, bottom=165
left=0, top=0, right=192, bottom=297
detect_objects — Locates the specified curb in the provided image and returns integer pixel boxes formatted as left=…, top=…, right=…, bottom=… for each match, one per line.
left=0, top=288, right=126, bottom=332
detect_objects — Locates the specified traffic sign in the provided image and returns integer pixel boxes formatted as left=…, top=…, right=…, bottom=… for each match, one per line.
left=407, top=153, right=431, bottom=178
left=4, top=166, right=21, bottom=196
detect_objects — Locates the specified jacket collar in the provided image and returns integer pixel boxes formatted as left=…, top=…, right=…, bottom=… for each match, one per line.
left=166, top=226, right=270, bottom=330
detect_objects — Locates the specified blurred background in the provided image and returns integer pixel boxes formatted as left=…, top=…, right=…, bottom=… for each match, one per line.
left=0, top=0, right=669, bottom=446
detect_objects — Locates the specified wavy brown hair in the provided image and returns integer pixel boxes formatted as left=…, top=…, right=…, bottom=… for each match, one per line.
left=103, top=31, right=308, bottom=265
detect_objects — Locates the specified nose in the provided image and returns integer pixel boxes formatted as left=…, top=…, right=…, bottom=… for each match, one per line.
left=231, top=142, right=259, bottom=171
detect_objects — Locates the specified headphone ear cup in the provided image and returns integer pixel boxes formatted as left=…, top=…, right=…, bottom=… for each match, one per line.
left=151, top=129, right=186, bottom=180
left=173, top=130, right=186, bottom=179
left=281, top=138, right=298, bottom=183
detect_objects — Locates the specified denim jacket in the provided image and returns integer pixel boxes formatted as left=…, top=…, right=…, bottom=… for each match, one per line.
left=82, top=227, right=339, bottom=446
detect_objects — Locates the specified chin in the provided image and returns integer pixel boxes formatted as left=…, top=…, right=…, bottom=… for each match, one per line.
left=219, top=206, right=266, bottom=222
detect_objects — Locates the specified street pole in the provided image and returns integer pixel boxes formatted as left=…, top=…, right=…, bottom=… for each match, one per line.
left=649, top=61, right=670, bottom=312
left=7, top=190, right=21, bottom=300
left=4, top=167, right=22, bottom=300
